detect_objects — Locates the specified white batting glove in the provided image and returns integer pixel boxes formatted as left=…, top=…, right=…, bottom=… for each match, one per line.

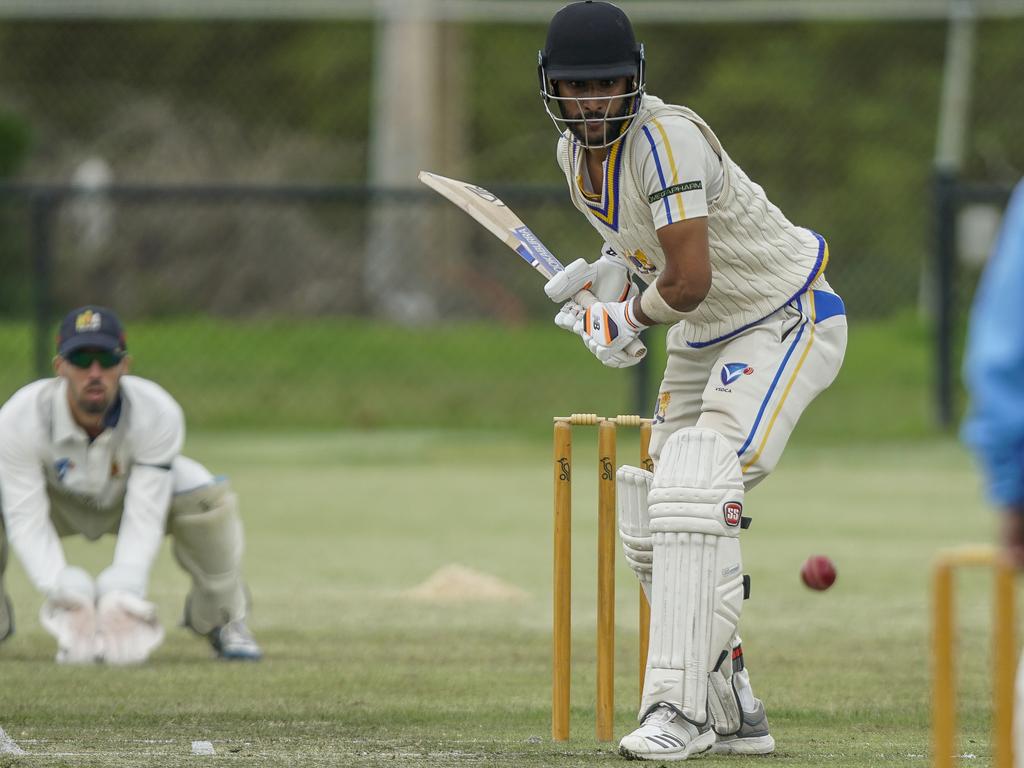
left=554, top=300, right=583, bottom=333
left=39, top=566, right=100, bottom=665
left=544, top=251, right=637, bottom=305
left=550, top=250, right=637, bottom=334
left=96, top=591, right=164, bottom=665
left=592, top=344, right=646, bottom=369
left=553, top=300, right=641, bottom=367
left=574, top=299, right=650, bottom=365
left=544, top=258, right=597, bottom=303
left=591, top=245, right=637, bottom=304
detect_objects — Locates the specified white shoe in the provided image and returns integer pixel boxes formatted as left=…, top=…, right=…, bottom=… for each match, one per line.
left=618, top=705, right=715, bottom=761
left=710, top=699, right=775, bottom=755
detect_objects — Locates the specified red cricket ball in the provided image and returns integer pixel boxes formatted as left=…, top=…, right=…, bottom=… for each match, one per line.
left=800, top=555, right=837, bottom=591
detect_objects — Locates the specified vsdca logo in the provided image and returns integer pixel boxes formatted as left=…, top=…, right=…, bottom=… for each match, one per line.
left=720, top=362, right=754, bottom=386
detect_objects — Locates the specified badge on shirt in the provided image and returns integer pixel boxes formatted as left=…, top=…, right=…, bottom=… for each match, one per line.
left=653, top=392, right=671, bottom=425
left=54, top=458, right=74, bottom=482
left=628, top=248, right=657, bottom=275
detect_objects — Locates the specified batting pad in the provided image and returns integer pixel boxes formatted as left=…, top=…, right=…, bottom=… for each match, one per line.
left=641, top=428, right=745, bottom=724
left=617, top=465, right=654, bottom=601
left=168, top=481, right=247, bottom=635
left=708, top=633, right=743, bottom=735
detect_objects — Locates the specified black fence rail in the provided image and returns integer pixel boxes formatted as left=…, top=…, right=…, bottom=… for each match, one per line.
left=0, top=180, right=970, bottom=428
left=0, top=181, right=663, bottom=424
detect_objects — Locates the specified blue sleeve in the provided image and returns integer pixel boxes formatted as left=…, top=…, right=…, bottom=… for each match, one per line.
left=962, top=181, right=1024, bottom=508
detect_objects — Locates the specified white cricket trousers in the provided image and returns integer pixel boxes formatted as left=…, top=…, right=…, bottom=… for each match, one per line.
left=649, top=275, right=847, bottom=488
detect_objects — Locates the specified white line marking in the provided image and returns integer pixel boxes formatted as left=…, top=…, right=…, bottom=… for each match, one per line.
left=0, top=725, right=26, bottom=755
left=191, top=740, right=215, bottom=755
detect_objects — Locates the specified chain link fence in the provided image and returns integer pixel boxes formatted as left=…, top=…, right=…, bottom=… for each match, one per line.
left=0, top=10, right=1019, bottom=428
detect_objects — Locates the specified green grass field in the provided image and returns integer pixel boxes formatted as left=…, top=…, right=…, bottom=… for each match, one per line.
left=0, top=429, right=1008, bottom=767
left=0, top=310, right=953, bottom=438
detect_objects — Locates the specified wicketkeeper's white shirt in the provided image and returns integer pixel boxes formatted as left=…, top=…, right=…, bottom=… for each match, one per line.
left=0, top=375, right=184, bottom=595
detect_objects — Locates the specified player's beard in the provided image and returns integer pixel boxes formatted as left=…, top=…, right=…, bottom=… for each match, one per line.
left=74, top=379, right=112, bottom=415
left=562, top=97, right=633, bottom=147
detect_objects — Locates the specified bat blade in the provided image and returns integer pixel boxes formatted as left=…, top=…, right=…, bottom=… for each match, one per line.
left=418, top=170, right=647, bottom=361
left=418, top=171, right=565, bottom=278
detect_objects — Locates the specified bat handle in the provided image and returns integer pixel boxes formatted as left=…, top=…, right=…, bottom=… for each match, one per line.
left=573, top=289, right=648, bottom=360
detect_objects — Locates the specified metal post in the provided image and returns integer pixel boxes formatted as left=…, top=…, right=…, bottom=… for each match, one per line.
left=30, top=191, right=55, bottom=378
left=933, top=169, right=958, bottom=428
left=931, top=0, right=977, bottom=429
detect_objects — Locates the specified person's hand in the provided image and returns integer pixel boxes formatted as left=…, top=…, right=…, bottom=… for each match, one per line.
left=544, top=252, right=637, bottom=305
left=573, top=298, right=649, bottom=365
left=96, top=591, right=164, bottom=665
left=39, top=566, right=99, bottom=664
left=553, top=299, right=644, bottom=368
left=544, top=258, right=597, bottom=304
left=1001, top=507, right=1024, bottom=568
left=554, top=299, right=583, bottom=334
left=547, top=252, right=645, bottom=367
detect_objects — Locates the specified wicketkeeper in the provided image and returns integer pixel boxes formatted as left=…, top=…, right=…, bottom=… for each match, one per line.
left=538, top=1, right=847, bottom=759
left=0, top=305, right=260, bottom=664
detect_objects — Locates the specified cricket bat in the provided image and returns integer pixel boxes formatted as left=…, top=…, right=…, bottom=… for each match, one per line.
left=418, top=171, right=647, bottom=360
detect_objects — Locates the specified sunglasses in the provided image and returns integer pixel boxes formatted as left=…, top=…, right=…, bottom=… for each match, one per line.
left=65, top=349, right=124, bottom=370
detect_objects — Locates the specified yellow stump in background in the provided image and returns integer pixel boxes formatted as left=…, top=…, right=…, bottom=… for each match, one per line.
left=596, top=419, right=617, bottom=741
left=552, top=420, right=572, bottom=743
left=931, top=545, right=1016, bottom=768
left=552, top=414, right=655, bottom=742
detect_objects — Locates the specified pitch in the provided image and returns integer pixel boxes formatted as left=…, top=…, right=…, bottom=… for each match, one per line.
left=0, top=430, right=1001, bottom=766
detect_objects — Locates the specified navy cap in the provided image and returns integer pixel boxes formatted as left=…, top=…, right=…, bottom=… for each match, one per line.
left=57, top=305, right=127, bottom=357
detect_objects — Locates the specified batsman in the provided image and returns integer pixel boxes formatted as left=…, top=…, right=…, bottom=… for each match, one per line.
left=538, top=1, right=847, bottom=759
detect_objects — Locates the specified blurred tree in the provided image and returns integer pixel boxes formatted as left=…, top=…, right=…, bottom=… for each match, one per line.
left=0, top=16, right=1018, bottom=319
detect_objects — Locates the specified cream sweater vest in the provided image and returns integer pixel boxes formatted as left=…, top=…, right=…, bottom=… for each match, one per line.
left=557, top=95, right=827, bottom=345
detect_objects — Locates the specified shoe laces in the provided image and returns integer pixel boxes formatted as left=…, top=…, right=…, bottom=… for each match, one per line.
left=644, top=705, right=678, bottom=727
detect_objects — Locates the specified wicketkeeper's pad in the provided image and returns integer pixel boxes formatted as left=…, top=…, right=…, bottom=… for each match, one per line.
left=169, top=480, right=247, bottom=635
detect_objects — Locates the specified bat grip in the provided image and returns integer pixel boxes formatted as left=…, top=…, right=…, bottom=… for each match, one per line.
left=573, top=289, right=648, bottom=360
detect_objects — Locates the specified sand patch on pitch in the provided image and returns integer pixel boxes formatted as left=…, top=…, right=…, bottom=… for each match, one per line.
left=403, top=564, right=529, bottom=602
